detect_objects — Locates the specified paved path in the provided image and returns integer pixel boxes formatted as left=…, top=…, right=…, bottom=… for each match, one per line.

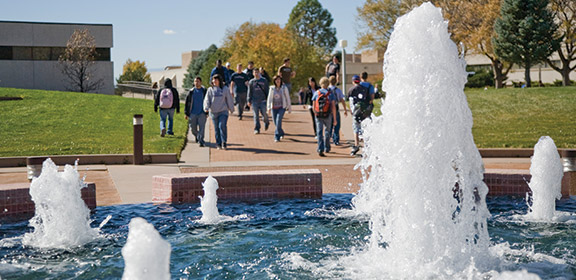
left=0, top=106, right=531, bottom=206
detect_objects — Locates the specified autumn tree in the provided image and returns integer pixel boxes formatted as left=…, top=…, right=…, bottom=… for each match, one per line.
left=547, top=0, right=576, bottom=86
left=59, top=29, right=104, bottom=92
left=286, top=0, right=337, bottom=56
left=355, top=0, right=424, bottom=56
left=183, top=44, right=218, bottom=88
left=116, top=59, right=151, bottom=84
left=223, top=21, right=325, bottom=92
left=493, top=0, right=561, bottom=87
left=437, top=0, right=513, bottom=88
left=222, top=22, right=323, bottom=91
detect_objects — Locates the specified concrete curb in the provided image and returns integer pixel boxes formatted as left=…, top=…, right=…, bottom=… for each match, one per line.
left=0, top=153, right=178, bottom=167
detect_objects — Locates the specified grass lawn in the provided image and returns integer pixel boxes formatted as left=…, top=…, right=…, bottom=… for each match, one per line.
left=371, top=86, right=576, bottom=148
left=0, top=88, right=188, bottom=157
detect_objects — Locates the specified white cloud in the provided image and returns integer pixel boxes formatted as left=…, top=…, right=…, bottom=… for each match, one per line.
left=163, top=29, right=176, bottom=35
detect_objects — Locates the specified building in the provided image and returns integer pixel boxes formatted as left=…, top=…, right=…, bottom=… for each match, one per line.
left=0, top=21, right=114, bottom=94
left=149, top=51, right=200, bottom=93
left=466, top=52, right=576, bottom=86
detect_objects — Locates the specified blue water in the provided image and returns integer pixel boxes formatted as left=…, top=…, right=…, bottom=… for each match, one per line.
left=0, top=194, right=575, bottom=279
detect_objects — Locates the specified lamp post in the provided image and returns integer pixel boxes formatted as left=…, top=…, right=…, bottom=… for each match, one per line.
left=339, top=40, right=348, bottom=94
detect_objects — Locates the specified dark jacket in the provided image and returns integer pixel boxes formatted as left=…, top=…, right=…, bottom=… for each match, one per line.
left=184, top=86, right=207, bottom=117
left=154, top=79, right=180, bottom=113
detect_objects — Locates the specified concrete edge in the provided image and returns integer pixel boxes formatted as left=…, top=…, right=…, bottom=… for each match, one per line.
left=0, top=153, right=178, bottom=167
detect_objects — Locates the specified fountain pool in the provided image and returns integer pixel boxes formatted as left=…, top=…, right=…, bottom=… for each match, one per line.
left=0, top=195, right=575, bottom=279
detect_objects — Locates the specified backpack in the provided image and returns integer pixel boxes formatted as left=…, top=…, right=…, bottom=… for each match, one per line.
left=349, top=85, right=372, bottom=121
left=159, top=88, right=174, bottom=109
left=313, top=89, right=332, bottom=118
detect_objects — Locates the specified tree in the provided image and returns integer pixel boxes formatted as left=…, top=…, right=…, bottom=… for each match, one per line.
left=547, top=0, right=576, bottom=86
left=183, top=44, right=218, bottom=89
left=437, top=0, right=513, bottom=88
left=493, top=0, right=561, bottom=87
left=59, top=29, right=104, bottom=92
left=222, top=21, right=324, bottom=92
left=286, top=0, right=337, bottom=56
left=116, top=59, right=151, bottom=84
left=355, top=0, right=424, bottom=56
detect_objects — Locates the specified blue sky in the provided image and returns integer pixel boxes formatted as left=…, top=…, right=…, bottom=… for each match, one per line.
left=2, top=0, right=366, bottom=79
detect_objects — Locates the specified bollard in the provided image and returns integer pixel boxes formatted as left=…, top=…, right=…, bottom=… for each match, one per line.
left=133, top=114, right=144, bottom=165
left=26, top=156, right=48, bottom=181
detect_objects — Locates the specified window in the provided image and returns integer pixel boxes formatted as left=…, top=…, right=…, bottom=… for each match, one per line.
left=13, top=47, right=32, bottom=60
left=0, top=46, right=12, bottom=60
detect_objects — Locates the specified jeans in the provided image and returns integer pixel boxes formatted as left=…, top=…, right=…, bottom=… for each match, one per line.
left=235, top=91, right=247, bottom=118
left=315, top=115, right=333, bottom=153
left=252, top=100, right=269, bottom=131
left=188, top=113, right=207, bottom=145
left=210, top=111, right=229, bottom=146
left=329, top=111, right=341, bottom=143
left=159, top=108, right=175, bottom=134
left=272, top=107, right=286, bottom=141
left=308, top=108, right=317, bottom=135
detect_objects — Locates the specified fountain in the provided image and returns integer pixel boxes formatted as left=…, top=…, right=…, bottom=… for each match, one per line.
left=349, top=2, right=492, bottom=278
left=526, top=136, right=564, bottom=221
left=121, top=217, right=171, bottom=280
left=22, top=159, right=100, bottom=249
left=0, top=2, right=574, bottom=279
left=198, top=176, right=222, bottom=224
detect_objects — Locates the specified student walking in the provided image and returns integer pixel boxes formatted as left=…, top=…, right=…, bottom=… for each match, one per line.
left=247, top=68, right=270, bottom=134
left=210, top=60, right=230, bottom=86
left=347, top=75, right=374, bottom=156
left=325, top=55, right=341, bottom=84
left=277, top=58, right=296, bottom=94
left=312, top=77, right=338, bottom=156
left=229, top=63, right=250, bottom=120
left=184, top=77, right=207, bottom=147
left=267, top=75, right=292, bottom=142
left=327, top=76, right=348, bottom=145
left=154, top=78, right=180, bottom=137
left=204, top=74, right=234, bottom=150
left=304, top=77, right=320, bottom=136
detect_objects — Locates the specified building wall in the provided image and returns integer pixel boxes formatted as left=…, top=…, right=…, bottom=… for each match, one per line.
left=0, top=21, right=114, bottom=94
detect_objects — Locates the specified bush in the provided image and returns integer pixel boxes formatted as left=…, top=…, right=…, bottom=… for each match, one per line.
left=466, top=67, right=494, bottom=88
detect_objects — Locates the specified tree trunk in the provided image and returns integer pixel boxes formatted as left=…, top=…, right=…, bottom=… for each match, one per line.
left=490, top=58, right=506, bottom=89
left=524, top=62, right=532, bottom=87
left=562, top=66, right=572, bottom=86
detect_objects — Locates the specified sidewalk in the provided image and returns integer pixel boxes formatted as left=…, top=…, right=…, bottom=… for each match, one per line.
left=0, top=106, right=532, bottom=206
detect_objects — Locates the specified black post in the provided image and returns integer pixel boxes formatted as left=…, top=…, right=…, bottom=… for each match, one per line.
left=133, top=114, right=144, bottom=165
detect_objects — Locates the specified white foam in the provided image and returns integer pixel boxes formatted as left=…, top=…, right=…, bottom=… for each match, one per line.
left=121, top=217, right=171, bottom=280
left=22, top=159, right=99, bottom=249
left=525, top=136, right=564, bottom=221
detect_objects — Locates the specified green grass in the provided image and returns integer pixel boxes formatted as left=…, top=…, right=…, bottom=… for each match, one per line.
left=0, top=88, right=188, bottom=157
left=371, top=86, right=576, bottom=148
left=467, top=87, right=576, bottom=148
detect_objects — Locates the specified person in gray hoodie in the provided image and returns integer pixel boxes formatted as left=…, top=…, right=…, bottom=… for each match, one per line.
left=204, top=74, right=234, bottom=150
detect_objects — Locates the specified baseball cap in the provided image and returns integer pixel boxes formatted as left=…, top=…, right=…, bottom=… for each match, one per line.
left=225, top=62, right=231, bottom=67
left=352, top=75, right=360, bottom=82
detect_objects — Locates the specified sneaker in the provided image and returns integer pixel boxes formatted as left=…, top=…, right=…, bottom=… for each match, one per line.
left=264, top=122, right=270, bottom=131
left=161, top=129, right=166, bottom=137
left=351, top=146, right=360, bottom=156
left=168, top=132, right=174, bottom=136
left=274, top=139, right=279, bottom=142
left=222, top=143, right=227, bottom=150
left=318, top=151, right=325, bottom=157
left=254, top=130, right=260, bottom=134
left=280, top=135, right=284, bottom=139
left=199, top=143, right=205, bottom=147
left=325, top=148, right=331, bottom=153
left=334, top=141, right=340, bottom=146
left=239, top=115, right=243, bottom=120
